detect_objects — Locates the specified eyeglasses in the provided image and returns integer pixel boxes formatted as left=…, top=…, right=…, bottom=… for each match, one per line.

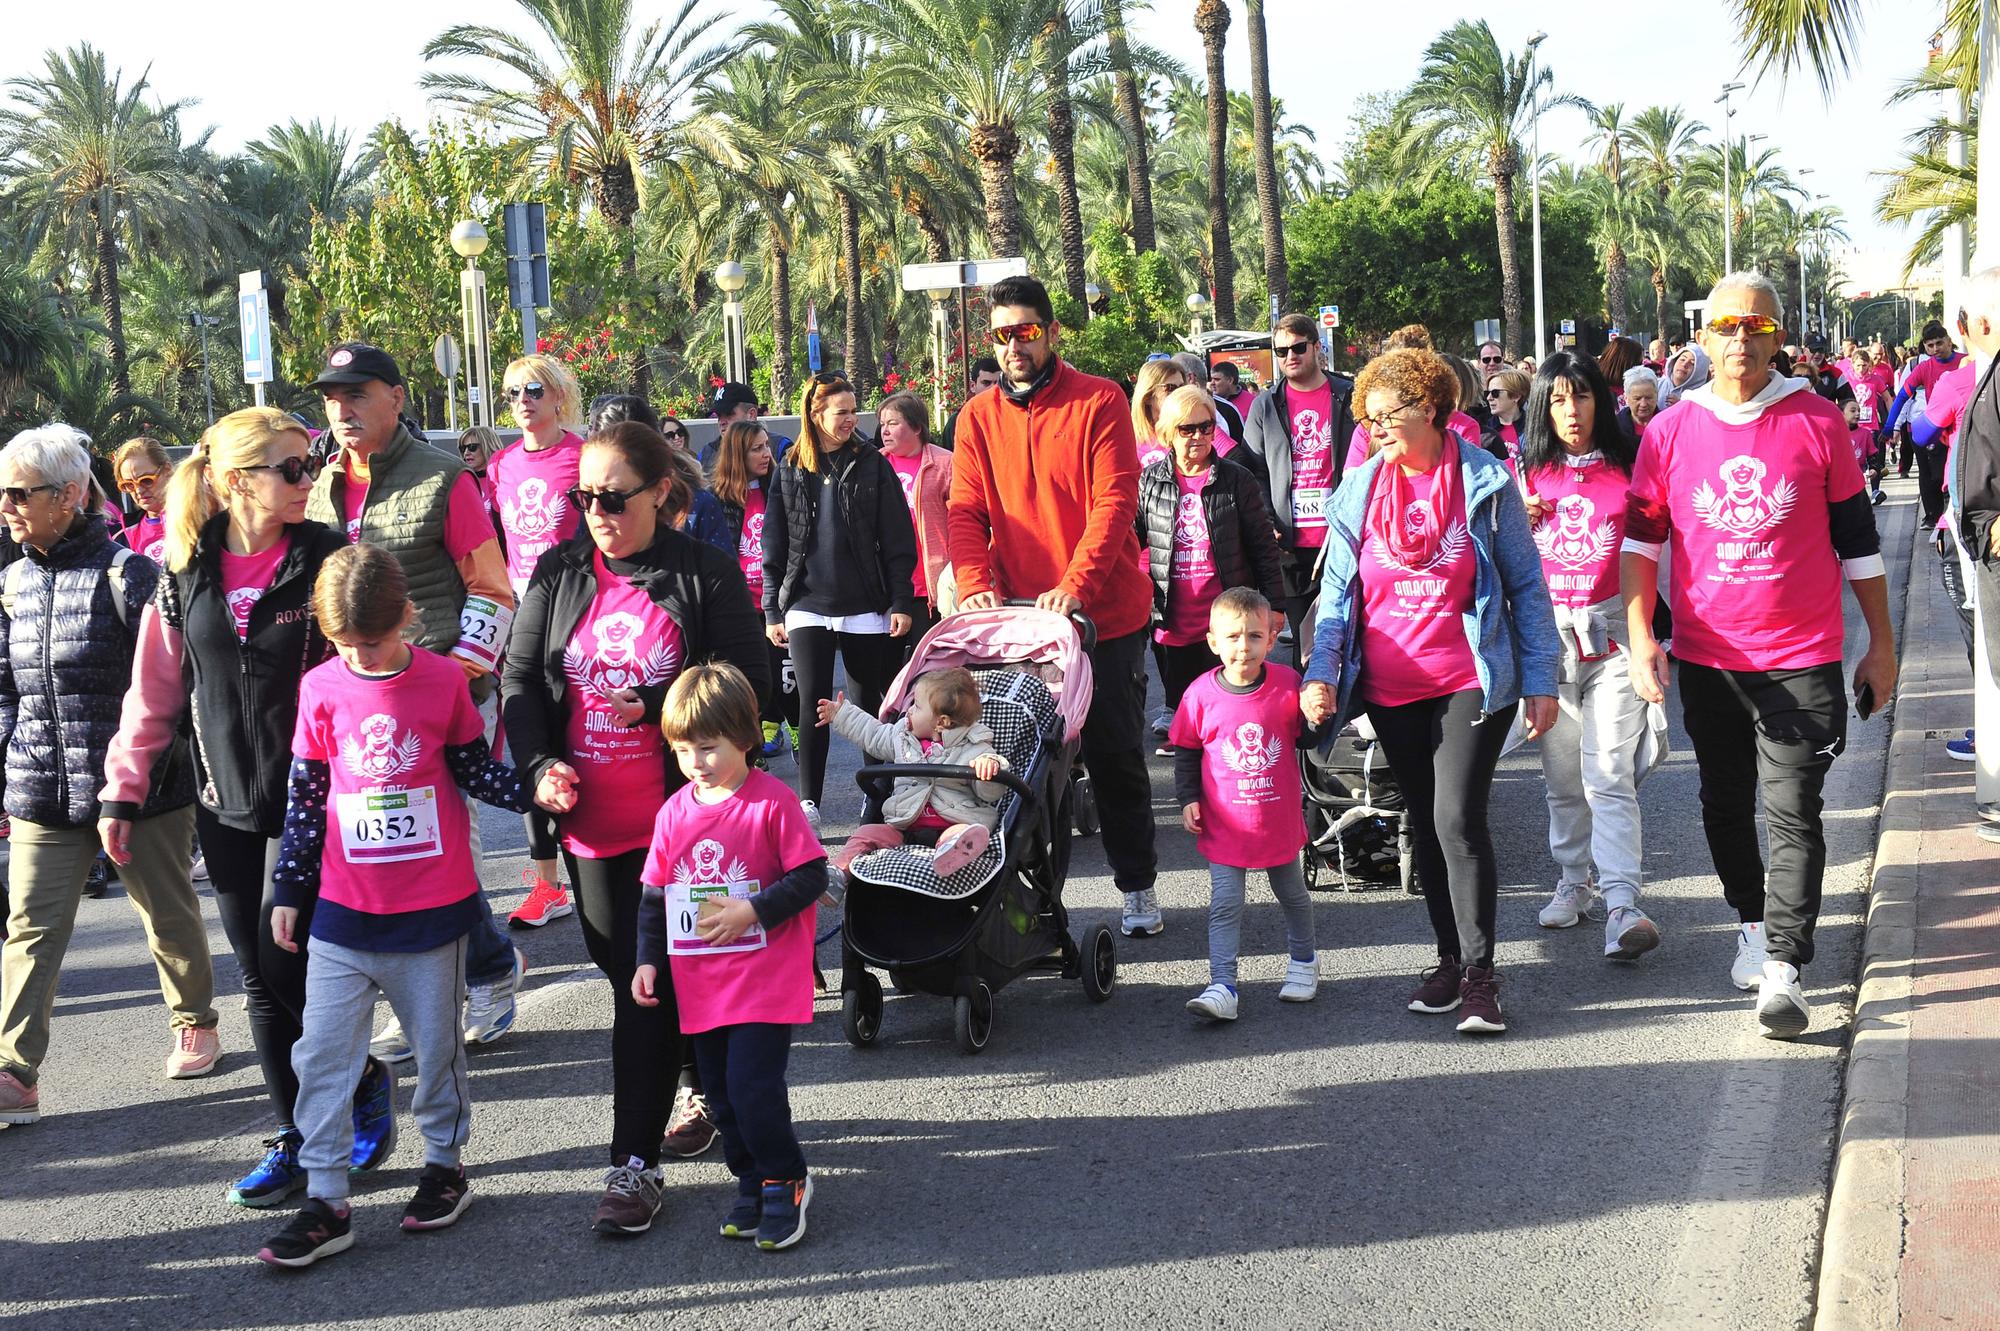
left=1273, top=341, right=1314, bottom=359
left=1706, top=314, right=1781, bottom=338
left=0, top=484, right=57, bottom=506
left=240, top=456, right=325, bottom=486
left=1173, top=418, right=1217, bottom=439
left=504, top=383, right=547, bottom=402
left=661, top=428, right=687, bottom=443
left=565, top=483, right=650, bottom=516
left=116, top=472, right=161, bottom=495
left=990, top=322, right=1046, bottom=346
left=1358, top=399, right=1424, bottom=431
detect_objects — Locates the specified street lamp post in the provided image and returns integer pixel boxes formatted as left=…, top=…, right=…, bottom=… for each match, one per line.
left=1745, top=132, right=1767, bottom=268
left=1716, top=82, right=1745, bottom=273
left=715, top=261, right=749, bottom=388
left=1186, top=290, right=1212, bottom=339
left=450, top=220, right=494, bottom=429
left=1526, top=31, right=1547, bottom=363
left=924, top=286, right=954, bottom=424
left=187, top=311, right=220, bottom=426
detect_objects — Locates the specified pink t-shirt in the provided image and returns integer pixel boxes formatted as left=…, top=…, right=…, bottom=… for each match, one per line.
left=1288, top=381, right=1338, bottom=547
left=1905, top=352, right=1966, bottom=401
left=1527, top=457, right=1628, bottom=612
left=1356, top=466, right=1482, bottom=707
left=219, top=532, right=292, bottom=639
left=561, top=551, right=685, bottom=857
left=1137, top=440, right=1171, bottom=471
left=1343, top=412, right=1485, bottom=473
left=487, top=432, right=585, bottom=596
left=342, top=465, right=494, bottom=560
left=1924, top=361, right=1978, bottom=493
left=1848, top=425, right=1874, bottom=472
left=1159, top=469, right=1222, bottom=647
left=885, top=450, right=928, bottom=597
left=1229, top=388, right=1258, bottom=422
left=1169, top=663, right=1306, bottom=868
left=1626, top=390, right=1865, bottom=672
left=291, top=646, right=484, bottom=917
left=122, top=513, right=166, bottom=563
left=641, top=767, right=823, bottom=1034
left=738, top=484, right=768, bottom=607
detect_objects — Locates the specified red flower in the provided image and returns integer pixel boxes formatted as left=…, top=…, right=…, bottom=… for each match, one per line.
left=536, top=337, right=550, bottom=353
left=710, top=375, right=725, bottom=388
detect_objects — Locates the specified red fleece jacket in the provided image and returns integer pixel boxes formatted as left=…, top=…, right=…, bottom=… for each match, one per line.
left=947, top=359, right=1152, bottom=641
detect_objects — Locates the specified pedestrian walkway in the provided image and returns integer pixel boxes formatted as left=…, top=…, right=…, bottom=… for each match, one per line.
left=1817, top=522, right=2000, bottom=1330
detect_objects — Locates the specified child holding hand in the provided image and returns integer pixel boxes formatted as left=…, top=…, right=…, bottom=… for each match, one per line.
left=814, top=667, right=1008, bottom=897
left=632, top=664, right=827, bottom=1251
left=1170, top=587, right=1319, bottom=1022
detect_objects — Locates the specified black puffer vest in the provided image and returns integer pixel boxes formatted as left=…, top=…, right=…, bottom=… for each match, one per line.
left=765, top=441, right=920, bottom=620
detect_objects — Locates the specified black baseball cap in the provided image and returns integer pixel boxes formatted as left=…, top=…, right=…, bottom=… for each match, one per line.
left=1803, top=333, right=1830, bottom=355
left=712, top=381, right=758, bottom=415
left=310, top=342, right=405, bottom=391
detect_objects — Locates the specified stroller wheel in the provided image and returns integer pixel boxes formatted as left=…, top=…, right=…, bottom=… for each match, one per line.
left=1080, top=923, right=1116, bottom=1003
left=842, top=972, right=884, bottom=1047
left=1070, top=769, right=1100, bottom=837
left=953, top=983, right=993, bottom=1054
left=1303, top=853, right=1320, bottom=892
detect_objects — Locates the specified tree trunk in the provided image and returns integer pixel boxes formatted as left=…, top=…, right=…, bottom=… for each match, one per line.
left=969, top=122, right=1023, bottom=259
left=1196, top=0, right=1234, bottom=323
left=1245, top=0, right=1287, bottom=318
left=1606, top=240, right=1632, bottom=335
left=837, top=188, right=872, bottom=394
left=1042, top=13, right=1089, bottom=316
left=1652, top=266, right=1669, bottom=351
left=93, top=199, right=131, bottom=399
left=769, top=218, right=795, bottom=412
left=1103, top=0, right=1156, bottom=253
left=908, top=194, right=950, bottom=263
left=592, top=161, right=650, bottom=396
left=1493, top=162, right=1524, bottom=358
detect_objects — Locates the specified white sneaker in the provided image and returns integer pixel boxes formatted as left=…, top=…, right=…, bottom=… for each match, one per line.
left=1538, top=881, right=1600, bottom=929
left=464, top=947, right=526, bottom=1045
left=1604, top=905, right=1661, bottom=961
left=1278, top=956, right=1319, bottom=1002
left=369, top=1014, right=414, bottom=1063
left=800, top=800, right=823, bottom=835
left=1186, top=982, right=1238, bottom=1021
left=1756, top=959, right=1810, bottom=1039
left=1120, top=889, right=1163, bottom=937
left=190, top=855, right=209, bottom=882
left=1730, top=922, right=1768, bottom=991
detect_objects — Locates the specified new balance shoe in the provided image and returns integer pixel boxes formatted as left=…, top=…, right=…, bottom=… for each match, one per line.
left=1537, top=880, right=1601, bottom=928
left=228, top=1130, right=306, bottom=1208
left=1730, top=922, right=1769, bottom=991
left=256, top=1197, right=352, bottom=1268
left=662, top=1087, right=719, bottom=1158
left=593, top=1158, right=665, bottom=1236
left=509, top=870, right=574, bottom=928
left=1277, top=956, right=1320, bottom=1003
left=1455, top=965, right=1506, bottom=1034
left=1604, top=905, right=1661, bottom=961
left=350, top=1056, right=396, bottom=1174
left=465, top=947, right=526, bottom=1045
left=719, top=1190, right=761, bottom=1239
left=756, top=1174, right=813, bottom=1251
left=401, top=1163, right=472, bottom=1231
left=1186, top=982, right=1239, bottom=1021
left=0, top=1070, right=40, bottom=1125
left=368, top=1013, right=413, bottom=1063
left=1756, top=959, right=1811, bottom=1040
left=1120, top=889, right=1163, bottom=937
left=1407, top=958, right=1463, bottom=1014
left=164, top=1025, right=220, bottom=1079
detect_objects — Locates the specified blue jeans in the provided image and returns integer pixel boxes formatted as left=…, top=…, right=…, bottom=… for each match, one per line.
left=691, top=1023, right=807, bottom=1190
left=1207, top=859, right=1316, bottom=987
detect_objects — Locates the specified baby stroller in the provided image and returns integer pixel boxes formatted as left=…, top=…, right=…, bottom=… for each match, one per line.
left=1295, top=592, right=1417, bottom=894
left=839, top=604, right=1117, bottom=1053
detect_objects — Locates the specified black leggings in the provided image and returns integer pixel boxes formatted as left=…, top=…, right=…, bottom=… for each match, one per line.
left=566, top=847, right=688, bottom=1167
left=786, top=625, right=902, bottom=805
left=764, top=641, right=801, bottom=728
left=1159, top=639, right=1221, bottom=716
left=1364, top=690, right=1516, bottom=970
left=198, top=809, right=313, bottom=1127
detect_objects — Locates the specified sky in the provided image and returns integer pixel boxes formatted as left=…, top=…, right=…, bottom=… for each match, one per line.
left=0, top=0, right=1944, bottom=288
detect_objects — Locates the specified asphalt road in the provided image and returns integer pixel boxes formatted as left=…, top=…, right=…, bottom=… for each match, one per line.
left=0, top=485, right=1915, bottom=1330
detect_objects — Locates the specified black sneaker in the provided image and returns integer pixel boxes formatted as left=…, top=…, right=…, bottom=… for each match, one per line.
left=256, top=1197, right=354, bottom=1268
left=402, top=1163, right=472, bottom=1231
left=83, top=858, right=109, bottom=899
left=719, top=1190, right=761, bottom=1239
left=756, top=1174, right=813, bottom=1251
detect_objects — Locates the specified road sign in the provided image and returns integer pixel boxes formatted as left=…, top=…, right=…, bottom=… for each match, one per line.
left=1269, top=294, right=1281, bottom=329
left=1474, top=318, right=1502, bottom=346
left=238, top=271, right=272, bottom=388
left=898, top=257, right=1030, bottom=293
left=806, top=302, right=823, bottom=373
left=502, top=203, right=550, bottom=310
left=1560, top=318, right=1577, bottom=335
left=433, top=334, right=461, bottom=380
left=1320, top=304, right=1340, bottom=329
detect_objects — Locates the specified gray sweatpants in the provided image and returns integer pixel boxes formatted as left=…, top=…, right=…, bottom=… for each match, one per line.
left=1208, top=859, right=1317, bottom=987
left=293, top=936, right=470, bottom=1201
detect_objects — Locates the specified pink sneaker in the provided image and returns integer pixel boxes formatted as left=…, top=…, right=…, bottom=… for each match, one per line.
left=0, top=1069, right=39, bottom=1125
left=165, top=1026, right=220, bottom=1079
left=932, top=824, right=991, bottom=877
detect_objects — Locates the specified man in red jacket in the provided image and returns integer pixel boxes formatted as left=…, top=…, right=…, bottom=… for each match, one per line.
left=949, top=275, right=1164, bottom=936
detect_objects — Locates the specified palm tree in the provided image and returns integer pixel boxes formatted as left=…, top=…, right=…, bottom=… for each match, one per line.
left=1624, top=105, right=1707, bottom=206
left=1583, top=104, right=1634, bottom=334
left=1039, top=5, right=1093, bottom=311
left=1389, top=21, right=1587, bottom=357
left=1102, top=0, right=1157, bottom=252
left=0, top=262, right=72, bottom=418
left=1729, top=0, right=1869, bottom=98
left=1243, top=0, right=1287, bottom=315
left=245, top=119, right=375, bottom=222
left=1193, top=0, right=1234, bottom=321
left=0, top=44, right=222, bottom=397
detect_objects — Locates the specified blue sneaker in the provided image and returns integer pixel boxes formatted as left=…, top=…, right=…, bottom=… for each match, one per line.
left=756, top=1173, right=813, bottom=1251
left=350, top=1056, right=397, bottom=1174
left=228, top=1129, right=306, bottom=1208
left=719, top=1188, right=761, bottom=1239
left=1947, top=736, right=1977, bottom=762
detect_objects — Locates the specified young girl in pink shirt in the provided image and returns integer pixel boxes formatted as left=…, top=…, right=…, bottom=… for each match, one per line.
left=1169, top=588, right=1319, bottom=1021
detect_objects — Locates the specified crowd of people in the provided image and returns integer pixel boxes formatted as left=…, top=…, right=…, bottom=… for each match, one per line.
left=0, top=267, right=1929, bottom=1271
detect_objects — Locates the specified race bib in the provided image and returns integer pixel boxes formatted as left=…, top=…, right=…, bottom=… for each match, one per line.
left=668, top=878, right=768, bottom=955
left=1293, top=486, right=1329, bottom=527
left=336, top=785, right=443, bottom=864
left=453, top=594, right=514, bottom=672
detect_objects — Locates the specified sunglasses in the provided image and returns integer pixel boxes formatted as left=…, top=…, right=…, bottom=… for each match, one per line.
left=1479, top=355, right=1505, bottom=365
left=458, top=443, right=484, bottom=458
left=1273, top=341, right=1314, bottom=359
left=1173, top=418, right=1217, bottom=439
left=566, top=483, right=649, bottom=516
left=241, top=456, right=325, bottom=486
left=662, top=428, right=687, bottom=442
left=1706, top=314, right=1781, bottom=338
left=1484, top=388, right=1508, bottom=399
left=505, top=382, right=547, bottom=402
left=0, top=483, right=57, bottom=506
left=990, top=322, right=1046, bottom=346
left=117, top=471, right=162, bottom=494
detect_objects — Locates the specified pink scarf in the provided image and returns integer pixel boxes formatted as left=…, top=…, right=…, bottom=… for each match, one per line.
left=1367, top=441, right=1462, bottom=570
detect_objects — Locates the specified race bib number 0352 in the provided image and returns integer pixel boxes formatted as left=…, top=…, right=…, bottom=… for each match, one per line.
left=336, top=786, right=444, bottom=864
left=668, top=879, right=768, bottom=955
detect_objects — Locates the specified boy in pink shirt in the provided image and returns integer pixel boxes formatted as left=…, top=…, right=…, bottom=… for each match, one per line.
left=1169, top=588, right=1319, bottom=1021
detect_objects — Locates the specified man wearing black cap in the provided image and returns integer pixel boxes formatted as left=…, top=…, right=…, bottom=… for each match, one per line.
left=305, top=342, right=528, bottom=1053
left=698, top=381, right=791, bottom=469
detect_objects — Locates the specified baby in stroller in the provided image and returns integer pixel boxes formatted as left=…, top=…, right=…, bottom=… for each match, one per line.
left=816, top=667, right=1010, bottom=901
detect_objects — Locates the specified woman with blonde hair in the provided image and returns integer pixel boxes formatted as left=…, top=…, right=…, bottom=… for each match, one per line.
left=99, top=407, right=382, bottom=1205
left=112, top=436, right=175, bottom=562
left=1130, top=358, right=1188, bottom=470
left=488, top=354, right=586, bottom=602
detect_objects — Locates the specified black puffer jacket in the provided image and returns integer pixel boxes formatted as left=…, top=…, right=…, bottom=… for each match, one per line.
left=1135, top=455, right=1287, bottom=623
left=761, top=440, right=920, bottom=623
left=0, top=516, right=192, bottom=828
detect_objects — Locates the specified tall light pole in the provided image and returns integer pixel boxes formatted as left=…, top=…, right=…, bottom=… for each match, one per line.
left=1715, top=83, right=1745, bottom=273
left=1526, top=31, right=1547, bottom=363
left=450, top=220, right=494, bottom=429
left=1795, top=168, right=1815, bottom=340
left=1744, top=132, right=1767, bottom=268
left=715, top=261, right=749, bottom=387
left=187, top=311, right=220, bottom=425
left=924, top=286, right=954, bottom=423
